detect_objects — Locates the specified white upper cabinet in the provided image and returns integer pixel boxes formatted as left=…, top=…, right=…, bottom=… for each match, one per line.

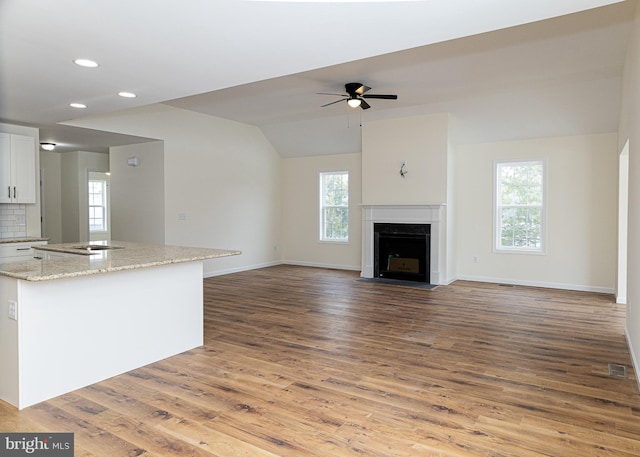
left=0, top=132, right=36, bottom=204
left=0, top=134, right=10, bottom=203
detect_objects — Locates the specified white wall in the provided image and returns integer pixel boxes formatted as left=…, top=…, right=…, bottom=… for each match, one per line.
left=60, top=153, right=79, bottom=242
left=456, top=133, right=618, bottom=292
left=110, top=141, right=165, bottom=244
left=39, top=151, right=62, bottom=244
left=619, top=0, right=640, bottom=387
left=281, top=152, right=362, bottom=270
left=67, top=104, right=282, bottom=276
left=362, top=114, right=449, bottom=205
left=60, top=151, right=109, bottom=243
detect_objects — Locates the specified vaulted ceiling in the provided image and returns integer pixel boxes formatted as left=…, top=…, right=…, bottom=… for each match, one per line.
left=0, top=0, right=634, bottom=156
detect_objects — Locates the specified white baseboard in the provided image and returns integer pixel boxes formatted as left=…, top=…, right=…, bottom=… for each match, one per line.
left=625, top=327, right=640, bottom=393
left=441, top=275, right=458, bottom=286
left=283, top=260, right=362, bottom=271
left=455, top=274, right=615, bottom=295
left=203, top=260, right=362, bottom=278
left=206, top=268, right=611, bottom=293
left=203, top=260, right=282, bottom=278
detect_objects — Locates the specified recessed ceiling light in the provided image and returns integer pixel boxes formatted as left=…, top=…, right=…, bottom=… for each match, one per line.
left=70, top=102, right=87, bottom=109
left=74, top=59, right=99, bottom=68
left=118, top=92, right=137, bottom=98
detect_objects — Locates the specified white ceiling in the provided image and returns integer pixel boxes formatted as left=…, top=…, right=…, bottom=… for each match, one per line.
left=0, top=0, right=634, bottom=156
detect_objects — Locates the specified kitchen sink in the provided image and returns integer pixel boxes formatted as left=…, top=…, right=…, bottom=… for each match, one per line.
left=71, top=244, right=123, bottom=251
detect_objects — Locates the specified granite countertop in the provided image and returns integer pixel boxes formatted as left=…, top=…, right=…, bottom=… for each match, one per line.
left=0, top=241, right=241, bottom=281
left=0, top=237, right=49, bottom=244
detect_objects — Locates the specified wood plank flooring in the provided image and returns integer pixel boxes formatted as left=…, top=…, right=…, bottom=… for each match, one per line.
left=1, top=265, right=639, bottom=456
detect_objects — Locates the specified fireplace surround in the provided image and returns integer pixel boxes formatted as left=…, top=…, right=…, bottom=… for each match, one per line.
left=362, top=204, right=445, bottom=285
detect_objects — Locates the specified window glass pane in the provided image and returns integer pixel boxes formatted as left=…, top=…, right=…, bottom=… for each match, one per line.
left=320, top=172, right=349, bottom=242
left=323, top=173, right=348, bottom=206
left=89, top=207, right=104, bottom=231
left=496, top=161, right=543, bottom=252
left=500, top=207, right=541, bottom=248
left=323, top=207, right=349, bottom=240
left=499, top=163, right=543, bottom=206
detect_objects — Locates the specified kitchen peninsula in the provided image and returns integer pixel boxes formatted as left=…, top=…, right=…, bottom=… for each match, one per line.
left=0, top=241, right=240, bottom=409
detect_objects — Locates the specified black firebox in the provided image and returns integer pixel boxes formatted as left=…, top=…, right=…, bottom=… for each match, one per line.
left=374, top=223, right=430, bottom=283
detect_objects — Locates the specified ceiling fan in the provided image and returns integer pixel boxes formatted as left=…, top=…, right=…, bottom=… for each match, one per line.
left=318, top=82, right=398, bottom=110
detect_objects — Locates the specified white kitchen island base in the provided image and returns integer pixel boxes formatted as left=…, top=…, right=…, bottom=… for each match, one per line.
left=0, top=261, right=204, bottom=409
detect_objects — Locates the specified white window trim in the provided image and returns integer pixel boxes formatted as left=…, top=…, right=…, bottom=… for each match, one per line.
left=88, top=178, right=108, bottom=234
left=493, top=159, right=547, bottom=255
left=319, top=171, right=349, bottom=244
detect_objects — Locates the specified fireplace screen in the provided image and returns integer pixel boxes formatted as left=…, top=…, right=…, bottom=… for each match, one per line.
left=374, top=223, right=430, bottom=283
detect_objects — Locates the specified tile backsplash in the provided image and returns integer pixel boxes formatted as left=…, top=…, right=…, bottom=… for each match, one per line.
left=0, top=204, right=27, bottom=238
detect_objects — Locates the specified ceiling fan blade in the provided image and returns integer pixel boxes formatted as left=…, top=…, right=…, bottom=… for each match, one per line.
left=345, top=82, right=371, bottom=96
left=362, top=94, right=398, bottom=100
left=320, top=98, right=347, bottom=108
left=355, top=85, right=371, bottom=95
left=318, top=84, right=396, bottom=109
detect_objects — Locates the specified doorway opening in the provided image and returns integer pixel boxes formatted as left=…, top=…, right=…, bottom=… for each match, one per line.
left=617, top=139, right=629, bottom=304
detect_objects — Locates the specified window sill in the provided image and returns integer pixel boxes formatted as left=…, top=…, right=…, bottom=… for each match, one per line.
left=319, top=239, right=350, bottom=245
left=494, top=248, right=546, bottom=256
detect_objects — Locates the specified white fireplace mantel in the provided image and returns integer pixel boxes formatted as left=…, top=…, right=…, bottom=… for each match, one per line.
left=362, top=204, right=446, bottom=285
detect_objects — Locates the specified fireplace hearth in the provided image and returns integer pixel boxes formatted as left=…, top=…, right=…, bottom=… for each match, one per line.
left=374, top=223, right=430, bottom=283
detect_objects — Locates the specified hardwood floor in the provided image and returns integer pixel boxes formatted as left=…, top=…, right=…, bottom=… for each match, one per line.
left=1, top=265, right=639, bottom=456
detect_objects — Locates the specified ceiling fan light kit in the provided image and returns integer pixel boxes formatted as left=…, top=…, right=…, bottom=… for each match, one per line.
left=347, top=97, right=362, bottom=108
left=319, top=82, right=397, bottom=110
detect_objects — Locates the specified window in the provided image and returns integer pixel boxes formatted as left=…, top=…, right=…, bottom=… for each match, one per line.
left=88, top=179, right=108, bottom=232
left=495, top=160, right=545, bottom=253
left=320, top=171, right=349, bottom=242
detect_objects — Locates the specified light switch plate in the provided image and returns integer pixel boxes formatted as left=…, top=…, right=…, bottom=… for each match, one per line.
left=8, top=300, right=17, bottom=320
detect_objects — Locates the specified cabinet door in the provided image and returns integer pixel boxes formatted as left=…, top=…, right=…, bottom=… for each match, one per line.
left=11, top=134, right=36, bottom=203
left=0, top=133, right=11, bottom=204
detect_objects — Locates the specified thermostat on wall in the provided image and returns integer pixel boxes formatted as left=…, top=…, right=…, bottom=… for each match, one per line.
left=127, top=156, right=139, bottom=166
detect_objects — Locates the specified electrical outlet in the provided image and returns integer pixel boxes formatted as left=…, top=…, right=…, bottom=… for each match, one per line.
left=8, top=300, right=17, bottom=320
left=15, top=214, right=26, bottom=225
left=177, top=212, right=187, bottom=221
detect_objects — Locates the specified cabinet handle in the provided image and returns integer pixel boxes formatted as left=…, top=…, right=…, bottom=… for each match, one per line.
left=16, top=247, right=31, bottom=251
left=7, top=186, right=9, bottom=198
left=13, top=187, right=16, bottom=199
